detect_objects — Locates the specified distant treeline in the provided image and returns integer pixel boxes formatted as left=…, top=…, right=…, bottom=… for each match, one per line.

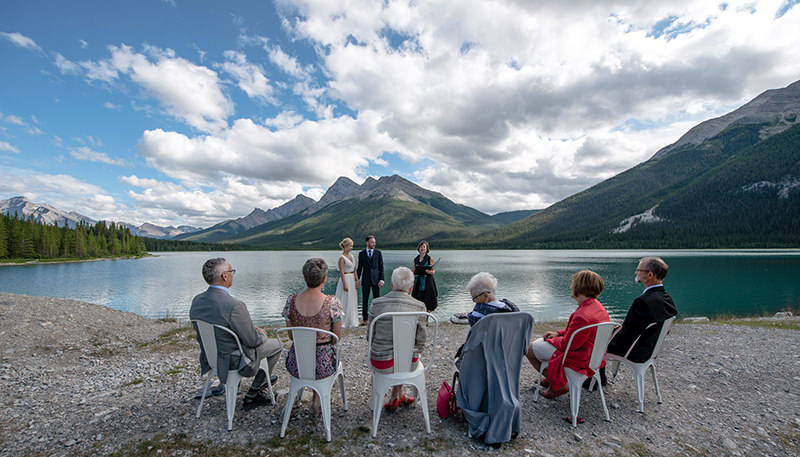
left=142, top=237, right=256, bottom=252
left=0, top=213, right=147, bottom=260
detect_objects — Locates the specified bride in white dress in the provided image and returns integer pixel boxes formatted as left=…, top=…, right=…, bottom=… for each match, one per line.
left=335, top=237, right=360, bottom=328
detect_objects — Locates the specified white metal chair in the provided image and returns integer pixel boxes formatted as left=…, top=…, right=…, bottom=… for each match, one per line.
left=534, top=321, right=621, bottom=427
left=276, top=327, right=347, bottom=442
left=367, top=311, right=438, bottom=438
left=193, top=319, right=275, bottom=431
left=606, top=316, right=676, bottom=413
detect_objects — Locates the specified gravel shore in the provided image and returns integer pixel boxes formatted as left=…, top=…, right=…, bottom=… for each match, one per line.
left=1, top=292, right=799, bottom=456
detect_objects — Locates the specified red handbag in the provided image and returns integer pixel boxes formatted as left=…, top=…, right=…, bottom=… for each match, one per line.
left=437, top=373, right=462, bottom=421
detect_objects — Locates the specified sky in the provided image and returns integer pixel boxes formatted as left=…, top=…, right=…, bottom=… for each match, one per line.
left=1, top=0, right=799, bottom=228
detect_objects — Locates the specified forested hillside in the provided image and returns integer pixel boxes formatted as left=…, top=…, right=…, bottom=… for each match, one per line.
left=477, top=122, right=800, bottom=248
left=0, top=214, right=147, bottom=260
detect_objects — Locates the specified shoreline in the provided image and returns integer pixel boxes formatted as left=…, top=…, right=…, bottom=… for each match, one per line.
left=1, top=292, right=798, bottom=456
left=0, top=254, right=153, bottom=267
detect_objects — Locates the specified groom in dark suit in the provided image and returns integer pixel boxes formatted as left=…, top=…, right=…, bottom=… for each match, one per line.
left=357, top=235, right=384, bottom=325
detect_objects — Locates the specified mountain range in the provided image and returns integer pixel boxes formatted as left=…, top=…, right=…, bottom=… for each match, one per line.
left=0, top=196, right=200, bottom=239
left=176, top=175, right=535, bottom=247
left=5, top=79, right=799, bottom=248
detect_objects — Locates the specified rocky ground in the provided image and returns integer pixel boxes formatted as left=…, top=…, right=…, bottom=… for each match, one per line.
left=1, top=292, right=799, bottom=457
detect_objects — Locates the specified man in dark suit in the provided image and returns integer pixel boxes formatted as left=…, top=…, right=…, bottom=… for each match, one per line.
left=190, top=257, right=281, bottom=407
left=607, top=256, right=677, bottom=361
left=357, top=235, right=384, bottom=325
left=588, top=257, right=678, bottom=388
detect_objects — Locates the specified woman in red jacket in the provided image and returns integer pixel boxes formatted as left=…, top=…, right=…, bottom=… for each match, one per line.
left=525, top=270, right=610, bottom=398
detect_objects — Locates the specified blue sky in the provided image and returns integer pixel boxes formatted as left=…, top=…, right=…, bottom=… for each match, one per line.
left=1, top=0, right=799, bottom=228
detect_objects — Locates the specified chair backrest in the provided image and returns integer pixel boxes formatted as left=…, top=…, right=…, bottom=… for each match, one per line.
left=367, top=311, right=437, bottom=374
left=276, top=327, right=340, bottom=380
left=192, top=319, right=250, bottom=372
left=648, top=316, right=676, bottom=361
left=562, top=321, right=621, bottom=371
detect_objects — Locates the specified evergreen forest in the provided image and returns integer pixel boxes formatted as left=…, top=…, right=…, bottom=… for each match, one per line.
left=0, top=214, right=147, bottom=261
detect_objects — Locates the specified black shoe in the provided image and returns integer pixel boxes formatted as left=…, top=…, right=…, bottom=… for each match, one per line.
left=582, top=367, right=607, bottom=390
left=243, top=391, right=272, bottom=409
left=269, top=375, right=278, bottom=384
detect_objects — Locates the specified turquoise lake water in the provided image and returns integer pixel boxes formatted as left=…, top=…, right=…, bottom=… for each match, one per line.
left=1, top=249, right=799, bottom=325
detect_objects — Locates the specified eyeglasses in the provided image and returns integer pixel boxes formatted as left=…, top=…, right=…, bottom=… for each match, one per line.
left=225, top=269, right=236, bottom=275
left=472, top=291, right=488, bottom=300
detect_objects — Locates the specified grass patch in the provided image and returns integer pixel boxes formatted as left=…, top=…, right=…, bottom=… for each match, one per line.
left=141, top=323, right=197, bottom=352
left=124, top=378, right=144, bottom=386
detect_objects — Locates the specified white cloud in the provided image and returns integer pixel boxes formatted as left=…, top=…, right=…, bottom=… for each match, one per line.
left=0, top=167, right=115, bottom=218
left=3, top=115, right=25, bottom=126
left=136, top=112, right=399, bottom=187
left=220, top=50, right=277, bottom=104
left=69, top=146, right=127, bottom=166
left=0, top=141, right=20, bottom=153
left=0, top=32, right=43, bottom=54
left=78, top=44, right=233, bottom=133
left=120, top=174, right=309, bottom=226
left=54, top=53, right=81, bottom=74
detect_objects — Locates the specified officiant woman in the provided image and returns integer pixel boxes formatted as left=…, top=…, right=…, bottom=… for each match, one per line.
left=411, top=240, right=438, bottom=311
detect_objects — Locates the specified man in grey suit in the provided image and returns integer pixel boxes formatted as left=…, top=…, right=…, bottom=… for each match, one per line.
left=368, top=266, right=427, bottom=408
left=190, top=257, right=281, bottom=407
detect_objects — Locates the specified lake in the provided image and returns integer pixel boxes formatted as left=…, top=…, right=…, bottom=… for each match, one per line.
left=1, top=249, right=799, bottom=325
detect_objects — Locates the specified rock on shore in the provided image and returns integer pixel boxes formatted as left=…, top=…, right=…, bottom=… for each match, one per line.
left=1, top=292, right=798, bottom=456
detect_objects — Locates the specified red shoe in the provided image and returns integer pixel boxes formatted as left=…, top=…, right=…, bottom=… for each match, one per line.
left=535, top=377, right=550, bottom=388
left=383, top=398, right=400, bottom=411
left=542, top=385, right=569, bottom=399
left=398, top=394, right=415, bottom=406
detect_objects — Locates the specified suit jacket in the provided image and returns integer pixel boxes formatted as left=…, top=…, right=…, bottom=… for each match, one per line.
left=547, top=298, right=610, bottom=392
left=190, top=287, right=267, bottom=383
left=607, top=285, right=677, bottom=363
left=368, top=291, right=427, bottom=361
left=357, top=248, right=384, bottom=285
left=455, top=312, right=533, bottom=445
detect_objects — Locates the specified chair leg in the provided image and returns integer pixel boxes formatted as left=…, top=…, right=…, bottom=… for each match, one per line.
left=569, top=380, right=582, bottom=428
left=280, top=382, right=300, bottom=438
left=533, top=361, right=547, bottom=403
left=319, top=386, right=332, bottom=442
left=225, top=371, right=241, bottom=431
left=338, top=372, right=348, bottom=411
left=635, top=368, right=646, bottom=413
left=651, top=364, right=663, bottom=404
left=610, top=360, right=621, bottom=382
left=371, top=387, right=384, bottom=438
left=260, top=359, right=276, bottom=405
left=417, top=382, right=430, bottom=433
left=196, top=376, right=212, bottom=418
left=596, top=374, right=610, bottom=422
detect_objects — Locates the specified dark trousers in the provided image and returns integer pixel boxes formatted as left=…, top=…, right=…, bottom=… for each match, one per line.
left=362, top=282, right=381, bottom=322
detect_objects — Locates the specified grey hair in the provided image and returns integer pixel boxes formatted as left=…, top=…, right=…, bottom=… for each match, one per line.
left=640, top=256, right=669, bottom=280
left=302, top=258, right=328, bottom=287
left=202, top=257, right=227, bottom=284
left=391, top=266, right=414, bottom=291
left=467, top=272, right=497, bottom=299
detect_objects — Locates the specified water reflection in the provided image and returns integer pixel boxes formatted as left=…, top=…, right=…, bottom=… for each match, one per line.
left=1, top=249, right=799, bottom=325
